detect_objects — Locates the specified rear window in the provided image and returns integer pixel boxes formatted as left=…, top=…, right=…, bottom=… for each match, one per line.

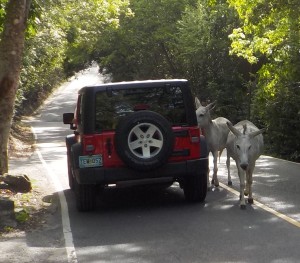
left=95, top=86, right=187, bottom=131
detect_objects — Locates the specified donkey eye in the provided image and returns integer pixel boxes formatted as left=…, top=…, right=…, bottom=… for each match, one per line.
left=248, top=145, right=252, bottom=150
left=199, top=114, right=204, bottom=117
left=236, top=145, right=240, bottom=150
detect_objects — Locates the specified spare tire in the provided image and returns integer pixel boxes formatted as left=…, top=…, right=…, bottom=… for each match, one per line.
left=115, top=110, right=174, bottom=171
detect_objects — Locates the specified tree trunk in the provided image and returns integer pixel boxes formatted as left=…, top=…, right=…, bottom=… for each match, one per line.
left=0, top=0, right=31, bottom=174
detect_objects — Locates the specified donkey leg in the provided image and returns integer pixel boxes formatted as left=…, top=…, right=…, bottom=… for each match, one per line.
left=226, top=153, right=232, bottom=186
left=238, top=167, right=246, bottom=209
left=246, top=168, right=254, bottom=204
left=211, top=152, right=219, bottom=187
left=207, top=168, right=212, bottom=191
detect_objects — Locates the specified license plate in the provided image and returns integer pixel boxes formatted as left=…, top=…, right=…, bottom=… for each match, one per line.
left=79, top=155, right=102, bottom=168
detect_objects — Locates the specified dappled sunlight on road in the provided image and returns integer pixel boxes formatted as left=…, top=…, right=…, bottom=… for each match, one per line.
left=36, top=142, right=65, bottom=148
left=31, top=125, right=66, bottom=132
left=207, top=150, right=300, bottom=226
left=258, top=197, right=295, bottom=209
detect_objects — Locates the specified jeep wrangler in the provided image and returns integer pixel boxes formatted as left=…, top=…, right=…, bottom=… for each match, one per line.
left=63, top=79, right=208, bottom=211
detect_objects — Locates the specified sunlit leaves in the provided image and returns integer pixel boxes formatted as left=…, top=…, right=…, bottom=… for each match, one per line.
left=61, top=0, right=131, bottom=74
left=228, top=0, right=300, bottom=99
left=228, top=0, right=299, bottom=68
left=0, top=0, right=9, bottom=35
left=229, top=0, right=300, bottom=160
left=229, top=28, right=258, bottom=63
left=16, top=0, right=131, bottom=114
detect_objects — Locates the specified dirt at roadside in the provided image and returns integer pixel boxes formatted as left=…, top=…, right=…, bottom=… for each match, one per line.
left=0, top=121, right=57, bottom=236
left=8, top=121, right=35, bottom=159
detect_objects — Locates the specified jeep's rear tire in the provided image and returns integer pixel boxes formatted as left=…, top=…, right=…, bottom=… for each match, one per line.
left=67, top=154, right=74, bottom=190
left=115, top=111, right=174, bottom=171
left=183, top=173, right=207, bottom=202
left=66, top=135, right=77, bottom=190
left=74, top=179, right=97, bottom=211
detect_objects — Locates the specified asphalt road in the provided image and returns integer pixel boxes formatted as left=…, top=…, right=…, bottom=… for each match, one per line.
left=2, top=66, right=300, bottom=263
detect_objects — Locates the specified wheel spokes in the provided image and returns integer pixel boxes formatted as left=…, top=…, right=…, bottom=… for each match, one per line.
left=128, top=123, right=163, bottom=158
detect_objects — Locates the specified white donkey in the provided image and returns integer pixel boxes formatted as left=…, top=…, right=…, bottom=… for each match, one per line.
left=195, top=98, right=232, bottom=188
left=226, top=120, right=265, bottom=209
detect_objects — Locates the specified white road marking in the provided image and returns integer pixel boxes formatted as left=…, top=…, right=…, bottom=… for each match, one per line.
left=219, top=182, right=300, bottom=228
left=32, top=128, right=78, bottom=263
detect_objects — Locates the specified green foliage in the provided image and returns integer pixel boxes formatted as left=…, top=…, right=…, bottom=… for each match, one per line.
left=15, top=209, right=30, bottom=223
left=15, top=1, right=67, bottom=115
left=176, top=0, right=249, bottom=122
left=229, top=0, right=300, bottom=160
left=14, top=0, right=131, bottom=116
left=0, top=0, right=8, bottom=34
left=1, top=226, right=14, bottom=234
left=228, top=0, right=300, bottom=91
left=62, top=0, right=131, bottom=75
left=95, top=0, right=196, bottom=81
left=1, top=0, right=298, bottom=161
left=253, top=82, right=300, bottom=162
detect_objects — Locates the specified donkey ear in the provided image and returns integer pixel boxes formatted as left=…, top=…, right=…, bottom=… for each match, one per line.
left=195, top=97, right=202, bottom=108
left=249, top=128, right=266, bottom=138
left=207, top=100, right=217, bottom=111
left=227, top=121, right=242, bottom=137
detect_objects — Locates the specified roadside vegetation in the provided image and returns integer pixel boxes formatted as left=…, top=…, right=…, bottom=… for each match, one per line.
left=1, top=0, right=300, bottom=163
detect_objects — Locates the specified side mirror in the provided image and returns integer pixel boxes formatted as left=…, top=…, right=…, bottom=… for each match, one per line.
left=63, top=113, right=74, bottom=124
left=63, top=113, right=76, bottom=130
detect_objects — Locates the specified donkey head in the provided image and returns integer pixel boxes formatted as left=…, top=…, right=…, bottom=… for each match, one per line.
left=226, top=121, right=265, bottom=170
left=195, top=97, right=216, bottom=127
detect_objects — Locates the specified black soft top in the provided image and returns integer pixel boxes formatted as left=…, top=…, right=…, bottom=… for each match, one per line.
left=79, top=79, right=189, bottom=94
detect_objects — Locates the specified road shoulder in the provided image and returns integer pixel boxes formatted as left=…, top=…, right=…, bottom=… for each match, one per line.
left=1, top=121, right=59, bottom=237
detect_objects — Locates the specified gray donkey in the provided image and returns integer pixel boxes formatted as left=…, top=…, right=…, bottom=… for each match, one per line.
left=195, top=98, right=232, bottom=189
left=226, top=121, right=265, bottom=209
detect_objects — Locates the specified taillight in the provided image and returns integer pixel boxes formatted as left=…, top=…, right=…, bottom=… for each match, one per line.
left=189, top=128, right=200, bottom=143
left=83, top=136, right=96, bottom=155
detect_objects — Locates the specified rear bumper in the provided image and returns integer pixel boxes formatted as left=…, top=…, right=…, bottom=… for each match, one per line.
left=74, top=158, right=208, bottom=186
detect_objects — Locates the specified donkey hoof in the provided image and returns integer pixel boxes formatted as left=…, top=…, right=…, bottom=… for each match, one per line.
left=228, top=181, right=232, bottom=186
left=248, top=198, right=254, bottom=204
left=211, top=179, right=219, bottom=187
left=240, top=204, right=246, bottom=210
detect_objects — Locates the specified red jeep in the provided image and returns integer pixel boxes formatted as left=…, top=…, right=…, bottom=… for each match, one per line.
left=63, top=79, right=208, bottom=211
